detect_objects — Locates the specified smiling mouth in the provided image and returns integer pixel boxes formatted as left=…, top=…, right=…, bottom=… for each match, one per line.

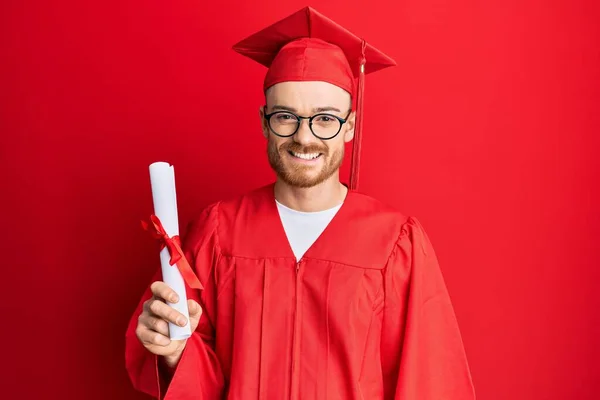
left=288, top=150, right=323, bottom=160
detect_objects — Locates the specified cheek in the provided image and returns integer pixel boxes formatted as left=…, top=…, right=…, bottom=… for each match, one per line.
left=325, top=138, right=345, bottom=154
left=268, top=134, right=289, bottom=149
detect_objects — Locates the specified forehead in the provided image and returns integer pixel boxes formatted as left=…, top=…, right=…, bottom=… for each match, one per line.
left=266, top=81, right=351, bottom=110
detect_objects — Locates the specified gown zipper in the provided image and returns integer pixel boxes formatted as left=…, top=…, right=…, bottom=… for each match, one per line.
left=290, top=259, right=303, bottom=399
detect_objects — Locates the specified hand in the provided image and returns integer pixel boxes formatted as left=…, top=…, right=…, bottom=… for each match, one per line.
left=135, top=281, right=202, bottom=368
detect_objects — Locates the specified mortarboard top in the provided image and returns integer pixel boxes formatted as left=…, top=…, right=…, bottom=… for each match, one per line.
left=232, top=6, right=396, bottom=190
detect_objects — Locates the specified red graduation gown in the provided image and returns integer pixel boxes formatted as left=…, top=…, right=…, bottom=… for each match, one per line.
left=125, top=184, right=475, bottom=399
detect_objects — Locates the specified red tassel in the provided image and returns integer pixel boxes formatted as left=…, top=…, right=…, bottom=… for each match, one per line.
left=350, top=39, right=366, bottom=191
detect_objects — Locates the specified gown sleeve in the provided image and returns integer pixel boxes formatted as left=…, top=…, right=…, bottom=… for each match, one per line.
left=124, top=203, right=226, bottom=400
left=380, top=216, right=476, bottom=399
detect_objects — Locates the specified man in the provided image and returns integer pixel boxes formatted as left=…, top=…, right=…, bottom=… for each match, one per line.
left=126, top=6, right=476, bottom=400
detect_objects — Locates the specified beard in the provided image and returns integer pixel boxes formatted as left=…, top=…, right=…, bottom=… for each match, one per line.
left=267, top=137, right=344, bottom=188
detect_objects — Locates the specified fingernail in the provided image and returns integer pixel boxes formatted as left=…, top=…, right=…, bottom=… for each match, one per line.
left=177, top=317, right=187, bottom=326
left=170, top=294, right=179, bottom=303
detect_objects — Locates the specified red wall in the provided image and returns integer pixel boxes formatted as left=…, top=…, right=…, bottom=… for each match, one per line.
left=2, top=0, right=599, bottom=399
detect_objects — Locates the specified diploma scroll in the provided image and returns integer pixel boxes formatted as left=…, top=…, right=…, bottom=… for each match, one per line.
left=148, top=162, right=192, bottom=340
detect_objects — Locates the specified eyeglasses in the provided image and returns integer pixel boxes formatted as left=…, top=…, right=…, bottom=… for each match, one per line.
left=263, top=107, right=352, bottom=140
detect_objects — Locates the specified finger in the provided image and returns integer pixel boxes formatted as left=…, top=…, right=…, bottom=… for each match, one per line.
left=137, top=325, right=171, bottom=346
left=188, top=299, right=203, bottom=318
left=188, top=300, right=203, bottom=332
left=143, top=296, right=158, bottom=312
left=142, top=315, right=169, bottom=336
left=149, top=299, right=188, bottom=327
left=150, top=281, right=179, bottom=303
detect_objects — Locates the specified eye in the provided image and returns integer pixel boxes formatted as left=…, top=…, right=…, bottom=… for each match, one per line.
left=275, top=113, right=296, bottom=121
left=314, top=115, right=336, bottom=124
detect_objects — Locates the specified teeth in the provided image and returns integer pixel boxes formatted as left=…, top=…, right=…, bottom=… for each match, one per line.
left=292, top=152, right=320, bottom=160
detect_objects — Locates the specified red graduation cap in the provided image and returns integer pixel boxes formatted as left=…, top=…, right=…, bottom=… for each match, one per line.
left=232, top=6, right=396, bottom=190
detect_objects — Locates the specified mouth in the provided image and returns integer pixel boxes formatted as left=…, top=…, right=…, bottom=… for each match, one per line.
left=287, top=150, right=323, bottom=162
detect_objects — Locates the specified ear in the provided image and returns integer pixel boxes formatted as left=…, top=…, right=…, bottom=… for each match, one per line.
left=343, top=111, right=356, bottom=143
left=259, top=106, right=269, bottom=139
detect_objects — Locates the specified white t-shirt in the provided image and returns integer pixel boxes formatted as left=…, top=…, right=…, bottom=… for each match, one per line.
left=276, top=200, right=343, bottom=261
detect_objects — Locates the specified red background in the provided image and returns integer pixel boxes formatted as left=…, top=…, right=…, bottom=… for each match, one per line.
left=2, top=0, right=599, bottom=399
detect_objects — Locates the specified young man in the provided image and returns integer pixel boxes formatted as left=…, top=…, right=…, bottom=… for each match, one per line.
left=126, top=7, right=475, bottom=400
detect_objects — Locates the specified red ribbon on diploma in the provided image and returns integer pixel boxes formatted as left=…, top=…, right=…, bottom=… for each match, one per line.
left=141, top=215, right=204, bottom=290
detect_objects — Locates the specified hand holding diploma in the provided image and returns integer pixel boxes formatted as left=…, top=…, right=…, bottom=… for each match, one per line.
left=135, top=282, right=203, bottom=368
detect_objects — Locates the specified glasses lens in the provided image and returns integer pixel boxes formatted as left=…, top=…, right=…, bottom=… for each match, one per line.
left=269, top=112, right=299, bottom=136
left=311, top=114, right=342, bottom=139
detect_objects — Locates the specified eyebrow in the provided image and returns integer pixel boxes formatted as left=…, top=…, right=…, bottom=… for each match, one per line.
left=271, top=105, right=342, bottom=113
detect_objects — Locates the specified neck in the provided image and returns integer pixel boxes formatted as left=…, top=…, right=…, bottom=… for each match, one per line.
left=274, top=174, right=348, bottom=212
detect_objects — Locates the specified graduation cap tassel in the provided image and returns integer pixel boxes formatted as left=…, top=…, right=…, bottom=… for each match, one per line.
left=350, top=39, right=367, bottom=191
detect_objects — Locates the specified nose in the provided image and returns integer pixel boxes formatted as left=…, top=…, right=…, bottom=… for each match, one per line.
left=293, top=119, right=317, bottom=145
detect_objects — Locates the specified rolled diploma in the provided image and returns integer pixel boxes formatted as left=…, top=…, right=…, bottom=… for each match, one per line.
left=149, top=162, right=191, bottom=340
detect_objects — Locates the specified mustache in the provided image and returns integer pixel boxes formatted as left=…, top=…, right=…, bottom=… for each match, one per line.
left=280, top=142, right=328, bottom=155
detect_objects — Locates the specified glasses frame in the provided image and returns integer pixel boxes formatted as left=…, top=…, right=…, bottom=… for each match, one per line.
left=263, top=106, right=352, bottom=140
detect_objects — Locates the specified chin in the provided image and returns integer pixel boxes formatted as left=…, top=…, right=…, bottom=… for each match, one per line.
left=279, top=168, right=335, bottom=188
left=281, top=178, right=321, bottom=189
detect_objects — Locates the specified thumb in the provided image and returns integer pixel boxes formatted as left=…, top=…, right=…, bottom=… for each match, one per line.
left=188, top=299, right=203, bottom=331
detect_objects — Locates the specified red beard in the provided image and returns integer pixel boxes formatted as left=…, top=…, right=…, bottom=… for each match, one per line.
left=267, top=138, right=344, bottom=188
